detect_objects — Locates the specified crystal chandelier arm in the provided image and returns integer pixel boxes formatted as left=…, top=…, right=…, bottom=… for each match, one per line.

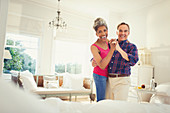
left=49, top=0, right=67, bottom=30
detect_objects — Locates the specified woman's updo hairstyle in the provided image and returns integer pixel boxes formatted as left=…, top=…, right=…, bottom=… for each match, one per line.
left=93, top=18, right=108, bottom=32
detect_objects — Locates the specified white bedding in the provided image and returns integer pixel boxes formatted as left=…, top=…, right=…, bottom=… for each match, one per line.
left=43, top=98, right=170, bottom=113
left=1, top=78, right=170, bottom=113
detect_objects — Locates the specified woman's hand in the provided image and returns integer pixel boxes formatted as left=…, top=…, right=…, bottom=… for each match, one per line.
left=109, top=39, right=117, bottom=51
left=92, top=59, right=97, bottom=67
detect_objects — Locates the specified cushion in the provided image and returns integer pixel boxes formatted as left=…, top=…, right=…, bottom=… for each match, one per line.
left=155, top=82, right=170, bottom=96
left=150, top=82, right=170, bottom=105
left=83, top=78, right=91, bottom=89
left=43, top=76, right=59, bottom=88
left=70, top=74, right=84, bottom=90
left=62, top=73, right=85, bottom=90
left=150, top=94, right=170, bottom=105
left=20, top=70, right=37, bottom=91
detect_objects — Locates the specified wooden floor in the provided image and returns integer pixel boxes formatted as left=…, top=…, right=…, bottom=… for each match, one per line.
left=61, top=96, right=96, bottom=103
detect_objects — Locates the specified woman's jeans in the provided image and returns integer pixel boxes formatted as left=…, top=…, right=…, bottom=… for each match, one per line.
left=93, top=73, right=107, bottom=102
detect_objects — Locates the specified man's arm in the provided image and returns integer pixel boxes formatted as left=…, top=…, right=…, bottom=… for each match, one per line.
left=116, top=42, right=138, bottom=66
left=126, top=44, right=139, bottom=66
left=116, top=42, right=129, bottom=61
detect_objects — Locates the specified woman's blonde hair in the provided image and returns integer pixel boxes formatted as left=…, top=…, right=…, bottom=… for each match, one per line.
left=93, top=18, right=108, bottom=32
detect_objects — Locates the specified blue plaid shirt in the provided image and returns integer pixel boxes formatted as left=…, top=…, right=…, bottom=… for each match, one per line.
left=108, top=40, right=139, bottom=75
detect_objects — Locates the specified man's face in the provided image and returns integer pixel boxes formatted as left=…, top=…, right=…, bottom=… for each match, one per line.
left=116, top=25, right=130, bottom=42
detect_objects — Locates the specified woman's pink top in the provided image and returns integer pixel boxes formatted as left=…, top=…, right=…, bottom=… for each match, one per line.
left=92, top=43, right=110, bottom=77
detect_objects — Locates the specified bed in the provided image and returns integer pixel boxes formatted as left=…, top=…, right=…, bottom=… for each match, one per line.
left=1, top=77, right=170, bottom=113
left=43, top=98, right=170, bottom=113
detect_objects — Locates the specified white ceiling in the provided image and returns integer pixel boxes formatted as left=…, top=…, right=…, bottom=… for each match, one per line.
left=29, top=0, right=165, bottom=14
left=63, top=0, right=164, bottom=13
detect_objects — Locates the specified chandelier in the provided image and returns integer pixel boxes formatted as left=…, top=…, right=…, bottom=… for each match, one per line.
left=49, top=0, right=67, bottom=30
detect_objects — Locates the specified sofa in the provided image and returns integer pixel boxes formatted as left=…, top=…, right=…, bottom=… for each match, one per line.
left=11, top=71, right=95, bottom=102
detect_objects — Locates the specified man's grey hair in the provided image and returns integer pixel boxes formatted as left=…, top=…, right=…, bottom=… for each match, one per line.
left=93, top=18, right=108, bottom=32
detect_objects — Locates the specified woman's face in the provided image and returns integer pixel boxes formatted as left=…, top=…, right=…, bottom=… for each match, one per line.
left=96, top=25, right=108, bottom=41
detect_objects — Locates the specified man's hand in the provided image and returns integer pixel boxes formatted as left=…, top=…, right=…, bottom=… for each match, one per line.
left=109, top=39, right=117, bottom=50
left=92, top=59, right=97, bottom=67
left=115, top=40, right=129, bottom=61
left=116, top=41, right=121, bottom=51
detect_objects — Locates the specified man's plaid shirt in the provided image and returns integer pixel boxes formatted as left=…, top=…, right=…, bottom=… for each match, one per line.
left=108, top=40, right=139, bottom=75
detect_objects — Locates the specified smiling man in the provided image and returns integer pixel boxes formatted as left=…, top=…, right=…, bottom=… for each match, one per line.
left=106, top=22, right=139, bottom=100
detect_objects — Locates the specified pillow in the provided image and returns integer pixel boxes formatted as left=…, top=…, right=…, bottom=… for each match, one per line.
left=149, top=82, right=170, bottom=105
left=70, top=75, right=84, bottom=90
left=83, top=78, right=91, bottom=89
left=20, top=70, right=35, bottom=80
left=43, top=76, right=59, bottom=88
left=155, top=82, right=170, bottom=96
left=62, top=73, right=71, bottom=88
left=20, top=70, right=37, bottom=91
left=63, top=74, right=85, bottom=90
left=150, top=94, right=170, bottom=105
left=62, top=73, right=84, bottom=90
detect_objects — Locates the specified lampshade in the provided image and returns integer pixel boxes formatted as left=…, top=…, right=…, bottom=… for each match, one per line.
left=4, top=50, right=12, bottom=59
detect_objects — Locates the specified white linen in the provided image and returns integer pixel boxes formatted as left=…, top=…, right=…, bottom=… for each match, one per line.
left=43, top=98, right=170, bottom=113
left=0, top=77, right=57, bottom=113
left=155, top=82, right=170, bottom=96
left=150, top=95, right=170, bottom=105
left=150, top=82, right=170, bottom=105
left=1, top=77, right=170, bottom=113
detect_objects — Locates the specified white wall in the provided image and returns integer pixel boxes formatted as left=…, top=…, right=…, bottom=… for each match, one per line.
left=146, top=0, right=170, bottom=84
left=120, top=0, right=170, bottom=84
left=121, top=9, right=149, bottom=48
left=108, top=12, right=122, bottom=39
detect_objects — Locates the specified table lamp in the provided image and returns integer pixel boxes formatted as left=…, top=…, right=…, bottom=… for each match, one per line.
left=4, top=50, right=12, bottom=59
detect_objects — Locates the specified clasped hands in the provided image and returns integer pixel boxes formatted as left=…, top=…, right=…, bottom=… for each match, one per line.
left=109, top=38, right=120, bottom=51
left=92, top=38, right=121, bottom=67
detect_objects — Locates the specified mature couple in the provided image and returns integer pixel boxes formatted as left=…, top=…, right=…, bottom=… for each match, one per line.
left=90, top=18, right=139, bottom=102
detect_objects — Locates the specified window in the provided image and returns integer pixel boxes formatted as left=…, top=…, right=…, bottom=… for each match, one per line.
left=3, top=33, right=39, bottom=74
left=54, top=40, right=87, bottom=75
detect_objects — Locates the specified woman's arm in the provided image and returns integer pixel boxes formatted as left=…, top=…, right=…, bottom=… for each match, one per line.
left=90, top=40, right=116, bottom=70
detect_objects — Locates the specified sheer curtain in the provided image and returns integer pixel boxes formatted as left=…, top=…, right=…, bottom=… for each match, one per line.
left=53, top=40, right=87, bottom=74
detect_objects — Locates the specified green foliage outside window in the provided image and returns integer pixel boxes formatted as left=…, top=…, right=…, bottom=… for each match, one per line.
left=55, top=63, right=82, bottom=74
left=55, top=64, right=65, bottom=73
left=3, top=40, right=36, bottom=74
left=3, top=47, right=23, bottom=72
